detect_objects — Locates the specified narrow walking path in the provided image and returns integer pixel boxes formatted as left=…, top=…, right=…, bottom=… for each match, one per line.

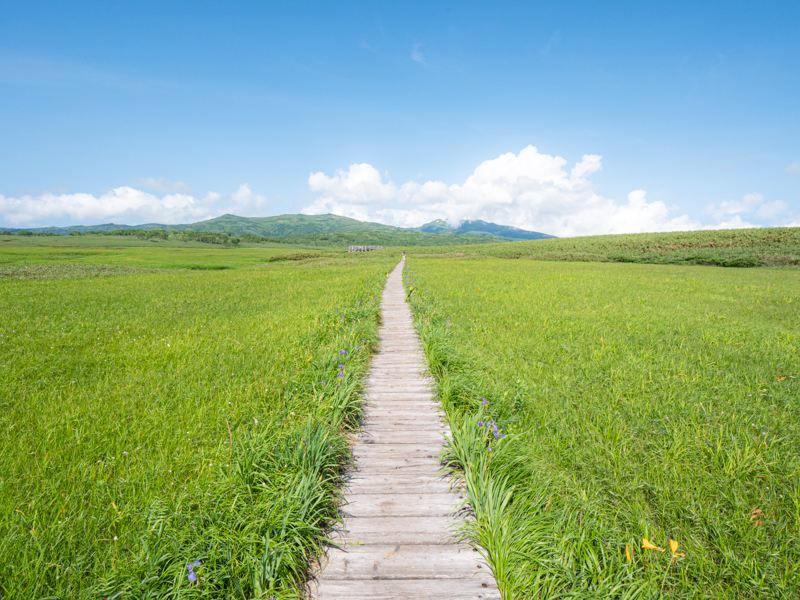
left=310, top=258, right=500, bottom=599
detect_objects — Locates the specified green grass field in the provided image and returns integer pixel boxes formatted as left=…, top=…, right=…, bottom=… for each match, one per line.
left=0, top=233, right=339, bottom=271
left=407, top=257, right=800, bottom=598
left=412, top=227, right=800, bottom=268
left=0, top=237, right=395, bottom=598
left=3, top=229, right=799, bottom=598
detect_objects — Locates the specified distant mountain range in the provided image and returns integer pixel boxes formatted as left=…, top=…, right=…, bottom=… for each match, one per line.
left=414, top=218, right=552, bottom=240
left=1, top=214, right=554, bottom=246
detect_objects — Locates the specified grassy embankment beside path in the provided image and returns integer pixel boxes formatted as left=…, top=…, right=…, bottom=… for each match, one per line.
left=407, top=256, right=799, bottom=598
left=0, top=235, right=396, bottom=598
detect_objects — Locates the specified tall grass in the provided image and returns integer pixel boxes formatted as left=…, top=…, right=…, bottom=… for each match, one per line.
left=407, top=258, right=800, bottom=598
left=0, top=242, right=395, bottom=598
left=409, top=226, right=800, bottom=267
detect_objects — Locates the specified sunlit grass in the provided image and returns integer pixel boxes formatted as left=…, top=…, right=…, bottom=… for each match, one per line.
left=409, top=227, right=800, bottom=267
left=0, top=233, right=329, bottom=270
left=0, top=239, right=395, bottom=598
left=408, top=258, right=800, bottom=598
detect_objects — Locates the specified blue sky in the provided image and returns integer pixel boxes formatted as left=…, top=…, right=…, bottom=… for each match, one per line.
left=1, top=1, right=798, bottom=234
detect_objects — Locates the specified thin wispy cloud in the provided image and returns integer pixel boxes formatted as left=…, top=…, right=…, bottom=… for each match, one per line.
left=787, top=162, right=800, bottom=175
left=708, top=193, right=787, bottom=223
left=137, top=177, right=192, bottom=194
left=540, top=30, right=562, bottom=56
left=410, top=43, right=426, bottom=64
left=0, top=53, right=183, bottom=92
left=0, top=53, right=290, bottom=105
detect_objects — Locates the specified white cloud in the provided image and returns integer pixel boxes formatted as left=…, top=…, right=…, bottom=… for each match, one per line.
left=309, top=163, right=397, bottom=205
left=707, top=192, right=790, bottom=226
left=411, top=43, right=426, bottom=64
left=304, top=146, right=800, bottom=236
left=304, top=145, right=704, bottom=236
left=0, top=184, right=268, bottom=228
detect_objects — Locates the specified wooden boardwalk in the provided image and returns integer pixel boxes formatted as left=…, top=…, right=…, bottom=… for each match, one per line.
left=310, top=258, right=500, bottom=599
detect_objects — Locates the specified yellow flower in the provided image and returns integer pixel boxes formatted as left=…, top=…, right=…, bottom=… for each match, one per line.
left=641, top=537, right=664, bottom=552
left=669, top=538, right=685, bottom=558
left=625, top=544, right=633, bottom=562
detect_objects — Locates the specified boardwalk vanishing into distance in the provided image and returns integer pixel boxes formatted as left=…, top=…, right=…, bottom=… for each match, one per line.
left=310, top=257, right=500, bottom=599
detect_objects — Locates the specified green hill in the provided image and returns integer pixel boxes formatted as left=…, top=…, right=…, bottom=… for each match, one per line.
left=418, top=227, right=800, bottom=267
left=175, top=214, right=493, bottom=245
left=2, top=213, right=554, bottom=246
left=178, top=213, right=383, bottom=236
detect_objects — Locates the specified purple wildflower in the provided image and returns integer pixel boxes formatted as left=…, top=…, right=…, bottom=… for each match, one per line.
left=337, top=372, right=345, bottom=379
left=339, top=349, right=348, bottom=356
left=186, top=561, right=201, bottom=583
left=481, top=397, right=488, bottom=407
left=478, top=420, right=484, bottom=428
left=337, top=363, right=345, bottom=369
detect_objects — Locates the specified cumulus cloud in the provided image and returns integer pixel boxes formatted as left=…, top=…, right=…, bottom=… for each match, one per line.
left=303, top=145, right=704, bottom=236
left=304, top=146, right=800, bottom=236
left=0, top=184, right=268, bottom=228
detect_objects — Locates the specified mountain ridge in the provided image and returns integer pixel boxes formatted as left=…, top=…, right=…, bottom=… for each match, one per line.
left=416, top=218, right=554, bottom=240
left=0, top=213, right=554, bottom=245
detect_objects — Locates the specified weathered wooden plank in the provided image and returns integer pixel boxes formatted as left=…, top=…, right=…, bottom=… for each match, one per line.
left=330, top=516, right=462, bottom=545
left=352, top=445, right=441, bottom=458
left=312, top=579, right=501, bottom=600
left=344, top=477, right=453, bottom=495
left=361, top=419, right=444, bottom=429
left=363, top=394, right=435, bottom=402
left=362, top=407, right=440, bottom=415
left=357, top=429, right=448, bottom=445
left=365, top=401, right=437, bottom=407
left=364, top=382, right=433, bottom=390
left=351, top=464, right=446, bottom=477
left=354, top=452, right=442, bottom=465
left=361, top=426, right=445, bottom=434
left=363, top=396, right=436, bottom=404
left=362, top=408, right=443, bottom=418
left=362, top=412, right=441, bottom=419
left=342, top=493, right=463, bottom=518
left=320, top=544, right=492, bottom=579
left=363, top=408, right=442, bottom=417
